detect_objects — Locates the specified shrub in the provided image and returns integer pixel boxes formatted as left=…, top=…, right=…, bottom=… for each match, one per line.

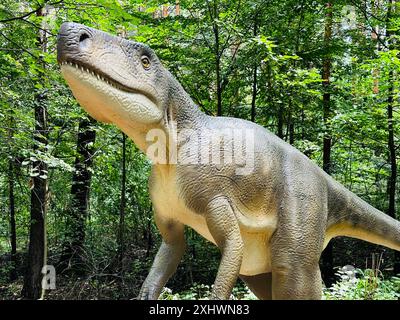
left=323, top=266, right=400, bottom=300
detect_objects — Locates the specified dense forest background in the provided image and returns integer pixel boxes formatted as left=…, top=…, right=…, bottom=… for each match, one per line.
left=0, top=0, right=399, bottom=300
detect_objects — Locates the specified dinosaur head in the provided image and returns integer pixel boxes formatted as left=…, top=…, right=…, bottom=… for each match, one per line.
left=57, top=22, right=167, bottom=126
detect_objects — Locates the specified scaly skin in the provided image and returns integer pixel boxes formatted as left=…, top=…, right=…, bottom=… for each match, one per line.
left=57, top=22, right=400, bottom=300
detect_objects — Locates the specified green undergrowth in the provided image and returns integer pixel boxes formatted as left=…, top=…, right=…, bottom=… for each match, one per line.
left=160, top=267, right=400, bottom=300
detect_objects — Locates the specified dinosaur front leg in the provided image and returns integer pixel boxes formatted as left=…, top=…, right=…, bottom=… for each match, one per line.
left=138, top=217, right=185, bottom=300
left=205, top=197, right=244, bottom=300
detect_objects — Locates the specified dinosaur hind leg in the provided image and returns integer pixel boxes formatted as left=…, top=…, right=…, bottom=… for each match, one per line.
left=239, top=272, right=272, bottom=300
left=270, top=191, right=326, bottom=299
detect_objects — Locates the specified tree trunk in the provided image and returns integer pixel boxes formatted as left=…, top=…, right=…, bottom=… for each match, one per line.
left=8, top=158, right=17, bottom=281
left=7, top=114, right=17, bottom=281
left=288, top=111, right=295, bottom=145
left=251, top=13, right=258, bottom=122
left=60, top=117, right=96, bottom=274
left=277, top=105, right=284, bottom=139
left=118, top=133, right=127, bottom=273
left=211, top=0, right=222, bottom=116
left=320, top=2, right=335, bottom=288
left=21, top=7, right=49, bottom=300
left=385, top=0, right=400, bottom=275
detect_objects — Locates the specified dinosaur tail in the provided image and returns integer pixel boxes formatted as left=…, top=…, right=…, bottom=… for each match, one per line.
left=327, top=183, right=400, bottom=251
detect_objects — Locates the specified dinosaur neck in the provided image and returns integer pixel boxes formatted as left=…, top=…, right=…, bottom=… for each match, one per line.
left=148, top=75, right=206, bottom=166
left=167, top=75, right=206, bottom=130
left=119, top=75, right=205, bottom=163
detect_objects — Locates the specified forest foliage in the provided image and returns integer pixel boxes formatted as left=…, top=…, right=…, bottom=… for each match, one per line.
left=0, top=0, right=399, bottom=299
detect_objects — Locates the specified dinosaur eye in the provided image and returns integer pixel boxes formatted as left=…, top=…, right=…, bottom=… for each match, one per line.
left=141, top=56, right=151, bottom=69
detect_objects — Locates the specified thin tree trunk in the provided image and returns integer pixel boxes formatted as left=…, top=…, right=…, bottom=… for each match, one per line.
left=118, top=132, right=127, bottom=273
left=289, top=112, right=295, bottom=145
left=277, top=106, right=284, bottom=139
left=386, top=0, right=400, bottom=275
left=8, top=158, right=17, bottom=281
left=60, top=117, right=96, bottom=274
left=7, top=114, right=17, bottom=281
left=320, top=2, right=335, bottom=288
left=146, top=219, right=153, bottom=257
left=322, top=4, right=333, bottom=175
left=251, top=14, right=258, bottom=122
left=212, top=0, right=222, bottom=116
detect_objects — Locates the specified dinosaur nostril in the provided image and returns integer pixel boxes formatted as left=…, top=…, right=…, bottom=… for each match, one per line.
left=79, top=32, right=90, bottom=43
left=78, top=32, right=91, bottom=50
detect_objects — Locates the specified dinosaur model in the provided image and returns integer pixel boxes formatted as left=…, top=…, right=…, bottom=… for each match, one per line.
left=57, top=22, right=400, bottom=299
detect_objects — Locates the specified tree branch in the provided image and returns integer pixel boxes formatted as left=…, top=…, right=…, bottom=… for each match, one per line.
left=0, top=0, right=64, bottom=24
left=0, top=32, right=38, bottom=58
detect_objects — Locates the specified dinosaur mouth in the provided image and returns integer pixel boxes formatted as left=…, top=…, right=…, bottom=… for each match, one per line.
left=59, top=59, right=163, bottom=124
left=59, top=60, right=158, bottom=106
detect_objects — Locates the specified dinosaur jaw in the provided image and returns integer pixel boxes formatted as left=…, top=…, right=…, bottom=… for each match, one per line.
left=60, top=62, right=163, bottom=125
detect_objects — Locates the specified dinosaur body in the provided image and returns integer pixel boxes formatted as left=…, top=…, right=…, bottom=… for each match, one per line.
left=57, top=22, right=400, bottom=300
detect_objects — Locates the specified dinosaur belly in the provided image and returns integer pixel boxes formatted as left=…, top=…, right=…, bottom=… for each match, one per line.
left=174, top=208, right=274, bottom=276
left=155, top=192, right=274, bottom=276
left=151, top=166, right=274, bottom=276
left=240, top=231, right=272, bottom=275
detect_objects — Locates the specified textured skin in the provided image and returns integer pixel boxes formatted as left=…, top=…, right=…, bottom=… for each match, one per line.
left=57, top=23, right=400, bottom=300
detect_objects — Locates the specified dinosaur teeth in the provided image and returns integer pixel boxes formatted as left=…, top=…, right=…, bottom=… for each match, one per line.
left=62, top=62, right=117, bottom=87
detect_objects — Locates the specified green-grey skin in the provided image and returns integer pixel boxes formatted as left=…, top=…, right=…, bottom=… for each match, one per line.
left=57, top=22, right=400, bottom=300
